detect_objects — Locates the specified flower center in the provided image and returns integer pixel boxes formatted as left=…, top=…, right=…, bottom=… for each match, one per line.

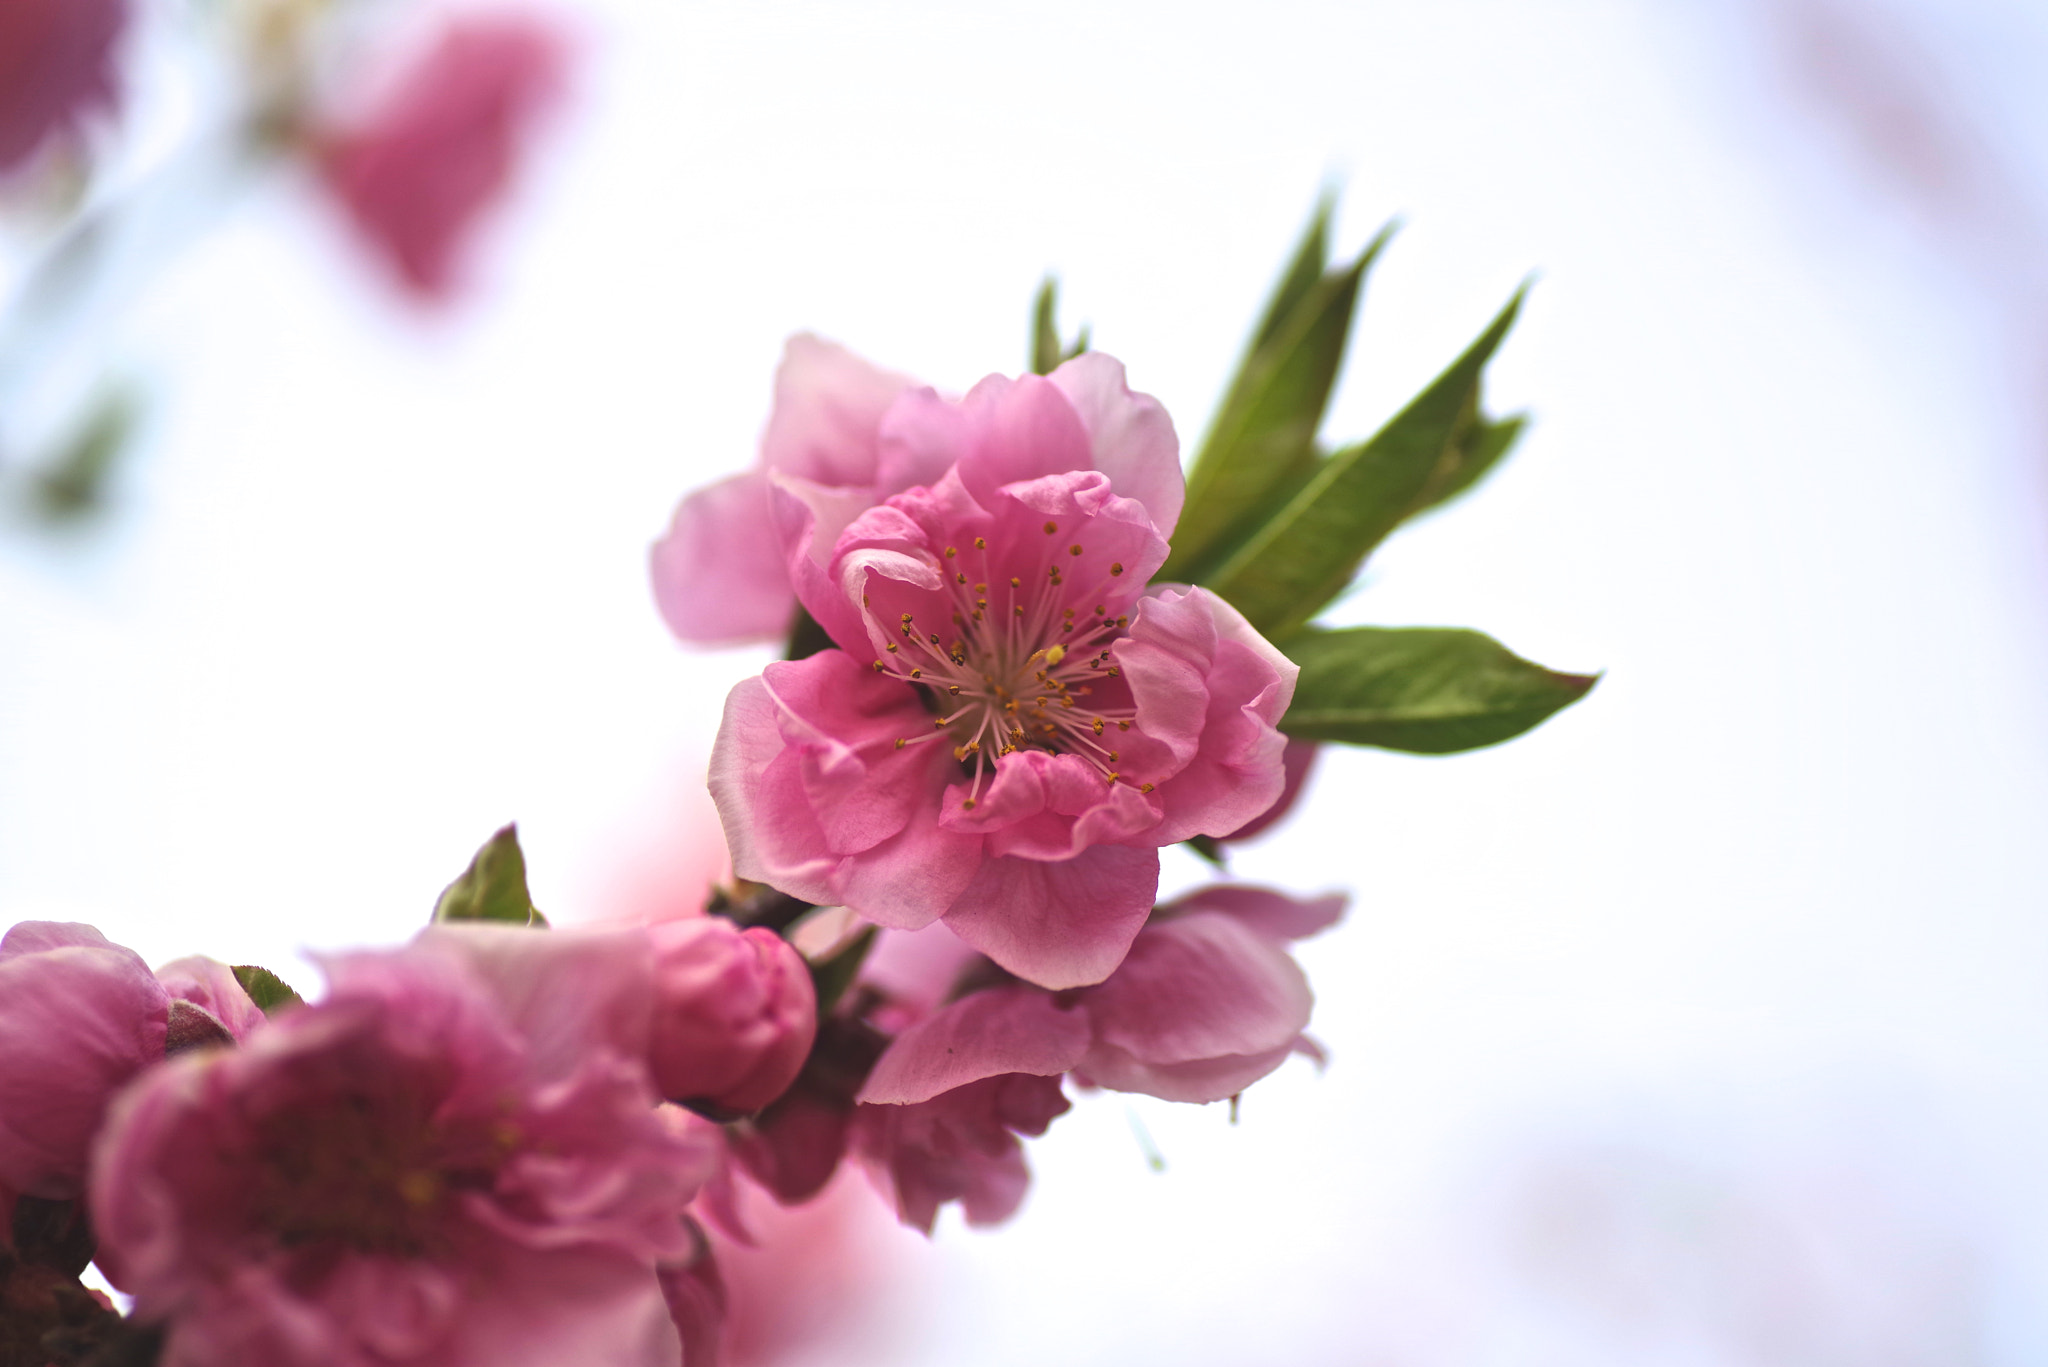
left=867, top=521, right=1154, bottom=809
left=251, top=1078, right=515, bottom=1257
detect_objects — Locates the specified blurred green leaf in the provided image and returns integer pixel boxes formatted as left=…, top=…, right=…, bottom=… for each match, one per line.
left=1410, top=385, right=1527, bottom=519
left=786, top=604, right=835, bottom=660
left=1030, top=277, right=1090, bottom=376
left=1166, top=214, right=1394, bottom=582
left=231, top=964, right=305, bottom=1016
left=433, top=824, right=548, bottom=928
left=1204, top=288, right=1525, bottom=638
left=808, top=924, right=877, bottom=1016
left=1280, top=625, right=1596, bottom=753
left=26, top=387, right=139, bottom=525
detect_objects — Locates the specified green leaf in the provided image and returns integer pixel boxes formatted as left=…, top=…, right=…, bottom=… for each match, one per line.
left=27, top=387, right=140, bottom=526
left=1030, top=278, right=1090, bottom=377
left=231, top=964, right=305, bottom=1016
left=785, top=604, right=835, bottom=661
left=1250, top=192, right=1334, bottom=352
left=1411, top=387, right=1527, bottom=519
left=1280, top=625, right=1597, bottom=753
left=433, top=824, right=548, bottom=928
left=808, top=924, right=877, bottom=1016
left=1203, top=287, right=1526, bottom=639
left=1168, top=220, right=1396, bottom=582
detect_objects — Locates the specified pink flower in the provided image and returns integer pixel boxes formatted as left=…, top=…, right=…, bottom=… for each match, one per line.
left=710, top=357, right=1297, bottom=989
left=1220, top=735, right=1321, bottom=844
left=318, top=16, right=566, bottom=301
left=0, top=922, right=169, bottom=1200
left=860, top=884, right=1343, bottom=1109
left=645, top=917, right=816, bottom=1116
left=90, top=926, right=719, bottom=1367
left=652, top=335, right=922, bottom=645
left=0, top=0, right=125, bottom=175
left=853, top=1073, right=1068, bottom=1234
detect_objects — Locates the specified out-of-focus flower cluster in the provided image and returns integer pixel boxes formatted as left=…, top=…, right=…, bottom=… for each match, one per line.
left=0, top=0, right=570, bottom=526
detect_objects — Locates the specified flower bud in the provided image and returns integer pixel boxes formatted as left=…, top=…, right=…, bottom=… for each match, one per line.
left=0, top=923, right=168, bottom=1200
left=646, top=919, right=817, bottom=1116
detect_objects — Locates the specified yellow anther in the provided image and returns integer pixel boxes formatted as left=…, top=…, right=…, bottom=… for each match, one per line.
left=886, top=642, right=899, bottom=653
left=873, top=660, right=885, bottom=671
left=1140, top=782, right=1155, bottom=793
left=1069, top=544, right=1083, bottom=557
left=1092, top=718, right=1104, bottom=736
left=1043, top=520, right=1058, bottom=534
left=1110, top=562, right=1125, bottom=576
left=974, top=537, right=987, bottom=550
left=910, top=668, right=923, bottom=679
left=1045, top=644, right=1066, bottom=666
left=945, top=546, right=958, bottom=558
left=1118, top=719, right=1131, bottom=730
left=963, top=798, right=978, bottom=810
left=895, top=738, right=907, bottom=749
left=1104, top=772, right=1119, bottom=784
left=901, top=613, right=914, bottom=623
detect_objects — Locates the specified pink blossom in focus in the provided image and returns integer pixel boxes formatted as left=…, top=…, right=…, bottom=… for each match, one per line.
left=646, top=917, right=816, bottom=1115
left=90, top=927, right=718, bottom=1367
left=0, top=0, right=125, bottom=175
left=710, top=354, right=1296, bottom=989
left=861, top=884, right=1344, bottom=1109
left=1220, top=735, right=1321, bottom=844
left=317, top=16, right=566, bottom=301
left=652, top=335, right=922, bottom=645
left=853, top=1072, right=1069, bottom=1234
left=0, top=922, right=169, bottom=1200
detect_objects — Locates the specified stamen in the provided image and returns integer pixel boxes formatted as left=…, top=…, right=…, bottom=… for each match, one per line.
left=1043, top=521, right=1058, bottom=534
left=974, top=537, right=987, bottom=549
left=1069, top=544, right=1083, bottom=557
left=1111, top=562, right=1125, bottom=576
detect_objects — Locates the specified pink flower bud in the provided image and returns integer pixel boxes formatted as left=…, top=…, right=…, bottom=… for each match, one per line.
left=646, top=919, right=817, bottom=1116
left=0, top=922, right=168, bottom=1201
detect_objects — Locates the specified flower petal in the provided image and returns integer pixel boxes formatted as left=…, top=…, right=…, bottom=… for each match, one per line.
left=651, top=471, right=794, bottom=646
left=859, top=986, right=1089, bottom=1105
left=940, top=845, right=1158, bottom=990
left=760, top=333, right=916, bottom=488
left=1047, top=351, right=1184, bottom=538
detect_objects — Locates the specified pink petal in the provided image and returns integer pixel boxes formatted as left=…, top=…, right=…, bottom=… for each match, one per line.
left=1047, top=351, right=1185, bottom=538
left=859, top=986, right=1089, bottom=1105
left=1075, top=1041, right=1298, bottom=1105
left=650, top=471, right=795, bottom=646
left=941, top=845, right=1159, bottom=990
left=760, top=333, right=916, bottom=488
left=0, top=0, right=126, bottom=174
left=154, top=956, right=265, bottom=1043
left=1221, top=736, right=1321, bottom=843
left=951, top=374, right=1096, bottom=513
left=0, top=922, right=169, bottom=1199
left=1159, top=884, right=1348, bottom=942
left=769, top=471, right=888, bottom=653
left=1080, top=910, right=1312, bottom=1089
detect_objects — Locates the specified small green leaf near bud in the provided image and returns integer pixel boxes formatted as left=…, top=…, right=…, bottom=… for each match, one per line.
left=231, top=964, right=306, bottom=1016
left=432, top=824, right=548, bottom=928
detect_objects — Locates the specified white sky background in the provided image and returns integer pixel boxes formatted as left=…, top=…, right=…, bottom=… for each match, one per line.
left=4, top=0, right=2048, bottom=1363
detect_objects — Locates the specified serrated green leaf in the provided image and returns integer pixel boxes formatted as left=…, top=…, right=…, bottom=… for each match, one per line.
left=433, top=825, right=548, bottom=928
left=231, top=964, right=305, bottom=1016
left=1204, top=288, right=1525, bottom=639
left=1280, top=625, right=1596, bottom=754
left=1167, top=221, right=1395, bottom=582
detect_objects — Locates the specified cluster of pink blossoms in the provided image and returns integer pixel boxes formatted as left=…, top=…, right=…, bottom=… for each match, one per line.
left=668, top=337, right=1304, bottom=988
left=0, top=338, right=1345, bottom=1366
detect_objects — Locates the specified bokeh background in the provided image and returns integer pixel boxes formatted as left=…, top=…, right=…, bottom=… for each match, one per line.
left=4, top=1, right=2047, bottom=1362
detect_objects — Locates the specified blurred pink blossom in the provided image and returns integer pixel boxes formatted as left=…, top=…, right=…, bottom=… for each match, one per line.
left=711, top=355, right=1296, bottom=989
left=153, top=956, right=267, bottom=1044
left=862, top=884, right=1343, bottom=1108
left=0, top=922, right=170, bottom=1200
left=854, top=1072, right=1069, bottom=1234
left=0, top=0, right=125, bottom=175
left=653, top=335, right=920, bottom=645
left=645, top=917, right=816, bottom=1116
left=91, top=926, right=718, bottom=1367
left=317, top=15, right=567, bottom=301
